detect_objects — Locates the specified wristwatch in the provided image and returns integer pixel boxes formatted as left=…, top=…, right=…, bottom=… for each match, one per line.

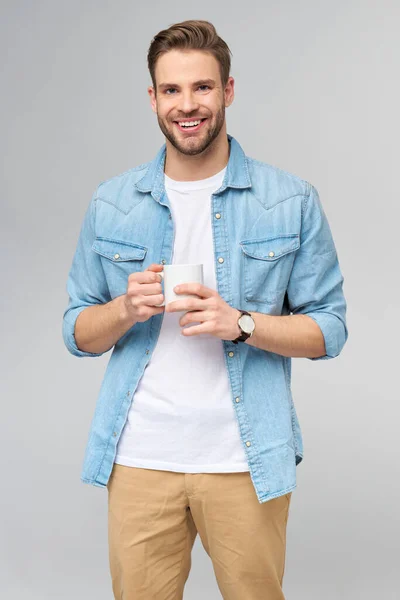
left=232, top=310, right=256, bottom=344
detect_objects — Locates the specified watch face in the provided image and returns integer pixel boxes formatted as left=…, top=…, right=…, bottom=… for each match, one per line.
left=239, top=314, right=255, bottom=334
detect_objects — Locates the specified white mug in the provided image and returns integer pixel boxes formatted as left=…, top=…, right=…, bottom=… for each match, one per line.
left=155, top=263, right=204, bottom=308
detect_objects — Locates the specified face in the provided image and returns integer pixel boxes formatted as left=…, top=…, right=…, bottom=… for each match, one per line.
left=148, top=49, right=234, bottom=156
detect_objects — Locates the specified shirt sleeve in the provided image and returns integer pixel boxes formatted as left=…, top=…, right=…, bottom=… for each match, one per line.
left=62, top=190, right=112, bottom=357
left=286, top=183, right=348, bottom=360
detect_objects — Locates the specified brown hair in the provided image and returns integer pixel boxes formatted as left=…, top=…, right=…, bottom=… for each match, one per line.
left=147, top=20, right=232, bottom=91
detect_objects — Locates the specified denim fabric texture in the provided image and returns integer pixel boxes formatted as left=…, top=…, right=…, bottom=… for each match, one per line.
left=63, top=134, right=348, bottom=503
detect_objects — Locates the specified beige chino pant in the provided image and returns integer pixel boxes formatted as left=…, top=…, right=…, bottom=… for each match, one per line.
left=107, top=463, right=292, bottom=599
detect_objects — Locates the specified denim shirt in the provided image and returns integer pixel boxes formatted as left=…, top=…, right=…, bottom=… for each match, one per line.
left=62, top=134, right=348, bottom=503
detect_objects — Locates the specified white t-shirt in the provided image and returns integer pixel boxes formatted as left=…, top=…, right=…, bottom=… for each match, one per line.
left=115, top=166, right=249, bottom=473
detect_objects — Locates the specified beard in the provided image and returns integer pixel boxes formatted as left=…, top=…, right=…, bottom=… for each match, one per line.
left=157, top=104, right=225, bottom=156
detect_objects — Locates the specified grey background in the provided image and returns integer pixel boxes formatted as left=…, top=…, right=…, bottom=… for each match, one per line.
left=1, top=1, right=398, bottom=598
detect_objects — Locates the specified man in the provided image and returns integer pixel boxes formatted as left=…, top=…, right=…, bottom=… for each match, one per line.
left=63, top=19, right=348, bottom=600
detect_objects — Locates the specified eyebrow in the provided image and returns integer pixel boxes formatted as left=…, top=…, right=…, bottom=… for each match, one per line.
left=158, top=78, right=216, bottom=90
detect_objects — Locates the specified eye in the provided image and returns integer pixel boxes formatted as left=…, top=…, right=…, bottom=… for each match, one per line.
left=165, top=88, right=177, bottom=95
left=198, top=85, right=209, bottom=91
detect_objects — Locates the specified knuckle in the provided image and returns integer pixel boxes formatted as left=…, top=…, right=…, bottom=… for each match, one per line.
left=130, top=296, right=139, bottom=308
left=210, top=297, right=218, bottom=308
left=128, top=282, right=139, bottom=296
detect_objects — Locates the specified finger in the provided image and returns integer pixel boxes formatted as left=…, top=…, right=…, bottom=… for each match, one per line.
left=140, top=283, right=163, bottom=296
left=179, top=310, right=207, bottom=326
left=140, top=293, right=164, bottom=307
left=181, top=322, right=211, bottom=336
left=174, top=283, right=215, bottom=298
left=146, top=263, right=164, bottom=272
left=134, top=270, right=162, bottom=284
left=166, top=298, right=204, bottom=312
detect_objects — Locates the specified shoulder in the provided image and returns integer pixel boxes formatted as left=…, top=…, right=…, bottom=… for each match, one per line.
left=246, top=155, right=311, bottom=196
left=95, top=161, right=150, bottom=198
left=90, top=160, right=152, bottom=214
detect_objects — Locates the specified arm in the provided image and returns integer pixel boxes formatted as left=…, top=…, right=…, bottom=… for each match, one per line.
left=246, top=183, right=348, bottom=360
left=73, top=295, right=137, bottom=356
left=62, top=190, right=135, bottom=357
left=244, top=312, right=326, bottom=358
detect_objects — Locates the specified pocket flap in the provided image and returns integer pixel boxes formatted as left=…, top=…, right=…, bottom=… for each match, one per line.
left=92, top=237, right=147, bottom=261
left=240, top=234, right=300, bottom=260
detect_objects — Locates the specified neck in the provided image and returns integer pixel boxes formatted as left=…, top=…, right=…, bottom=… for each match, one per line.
left=164, top=125, right=229, bottom=181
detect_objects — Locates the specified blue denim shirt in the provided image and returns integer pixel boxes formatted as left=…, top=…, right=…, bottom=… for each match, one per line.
left=63, top=134, right=348, bottom=503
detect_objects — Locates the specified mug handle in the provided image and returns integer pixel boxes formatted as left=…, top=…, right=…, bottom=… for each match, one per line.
left=154, top=271, right=165, bottom=307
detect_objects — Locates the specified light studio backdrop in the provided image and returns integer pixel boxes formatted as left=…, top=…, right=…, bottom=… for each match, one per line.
left=1, top=1, right=398, bottom=599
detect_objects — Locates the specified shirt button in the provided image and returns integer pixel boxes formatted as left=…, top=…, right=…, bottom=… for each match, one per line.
left=246, top=441, right=251, bottom=447
left=114, top=253, right=120, bottom=260
left=215, top=213, right=221, bottom=219
left=161, top=259, right=166, bottom=264
left=145, top=349, right=150, bottom=354
left=228, top=351, right=234, bottom=357
left=218, top=257, right=224, bottom=263
left=113, top=432, right=117, bottom=437
left=235, top=397, right=240, bottom=403
left=268, top=251, right=275, bottom=257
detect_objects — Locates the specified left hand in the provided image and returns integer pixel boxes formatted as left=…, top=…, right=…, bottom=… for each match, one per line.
left=165, top=283, right=241, bottom=340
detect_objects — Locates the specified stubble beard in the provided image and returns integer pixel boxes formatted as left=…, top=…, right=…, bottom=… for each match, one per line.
left=157, top=104, right=225, bottom=156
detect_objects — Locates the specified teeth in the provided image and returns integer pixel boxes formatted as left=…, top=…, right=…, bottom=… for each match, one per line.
left=178, top=120, right=201, bottom=127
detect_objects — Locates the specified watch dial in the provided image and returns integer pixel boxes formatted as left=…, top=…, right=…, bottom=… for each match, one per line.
left=239, top=314, right=255, bottom=333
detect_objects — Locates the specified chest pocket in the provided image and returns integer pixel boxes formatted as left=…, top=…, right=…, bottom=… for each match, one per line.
left=240, top=234, right=300, bottom=304
left=92, top=237, right=148, bottom=296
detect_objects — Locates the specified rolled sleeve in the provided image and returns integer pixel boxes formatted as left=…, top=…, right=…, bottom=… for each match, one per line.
left=62, top=305, right=104, bottom=358
left=62, top=189, right=112, bottom=358
left=287, top=184, right=348, bottom=361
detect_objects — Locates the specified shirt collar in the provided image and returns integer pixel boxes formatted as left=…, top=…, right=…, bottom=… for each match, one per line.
left=135, top=134, right=252, bottom=200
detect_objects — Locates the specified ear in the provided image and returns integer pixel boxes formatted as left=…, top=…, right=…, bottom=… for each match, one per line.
left=148, top=86, right=157, bottom=114
left=224, top=76, right=235, bottom=108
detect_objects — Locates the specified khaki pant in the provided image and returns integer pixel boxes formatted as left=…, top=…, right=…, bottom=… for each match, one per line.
left=107, top=463, right=292, bottom=599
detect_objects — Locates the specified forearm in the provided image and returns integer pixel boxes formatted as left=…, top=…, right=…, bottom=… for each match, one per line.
left=245, top=312, right=326, bottom=358
left=74, top=294, right=137, bottom=355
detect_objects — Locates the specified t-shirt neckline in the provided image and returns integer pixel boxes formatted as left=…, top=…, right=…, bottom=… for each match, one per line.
left=164, top=166, right=227, bottom=191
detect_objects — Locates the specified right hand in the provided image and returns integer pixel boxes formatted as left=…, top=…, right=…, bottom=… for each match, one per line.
left=123, top=263, right=165, bottom=323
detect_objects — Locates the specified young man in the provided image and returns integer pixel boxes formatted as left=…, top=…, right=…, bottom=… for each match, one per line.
left=63, top=19, right=348, bottom=600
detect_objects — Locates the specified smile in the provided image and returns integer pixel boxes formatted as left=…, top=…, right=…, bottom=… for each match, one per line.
left=174, top=118, right=207, bottom=133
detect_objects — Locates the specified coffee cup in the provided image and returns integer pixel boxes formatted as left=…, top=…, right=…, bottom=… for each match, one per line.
left=155, top=263, right=204, bottom=308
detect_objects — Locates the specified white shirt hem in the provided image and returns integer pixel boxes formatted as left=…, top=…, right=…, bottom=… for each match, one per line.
left=114, top=455, right=250, bottom=473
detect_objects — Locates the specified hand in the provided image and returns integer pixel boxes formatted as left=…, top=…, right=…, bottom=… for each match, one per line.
left=123, top=263, right=165, bottom=323
left=165, top=283, right=241, bottom=340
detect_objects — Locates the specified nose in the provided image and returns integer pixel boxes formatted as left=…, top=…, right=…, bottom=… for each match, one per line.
left=178, top=90, right=199, bottom=115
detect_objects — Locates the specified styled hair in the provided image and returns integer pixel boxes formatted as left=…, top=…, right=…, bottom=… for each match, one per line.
left=147, top=20, right=232, bottom=91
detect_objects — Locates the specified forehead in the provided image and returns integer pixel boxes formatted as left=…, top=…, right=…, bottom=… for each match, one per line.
left=155, top=49, right=220, bottom=86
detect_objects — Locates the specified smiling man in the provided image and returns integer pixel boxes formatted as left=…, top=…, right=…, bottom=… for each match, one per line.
left=63, top=19, right=348, bottom=600
left=153, top=53, right=228, bottom=167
